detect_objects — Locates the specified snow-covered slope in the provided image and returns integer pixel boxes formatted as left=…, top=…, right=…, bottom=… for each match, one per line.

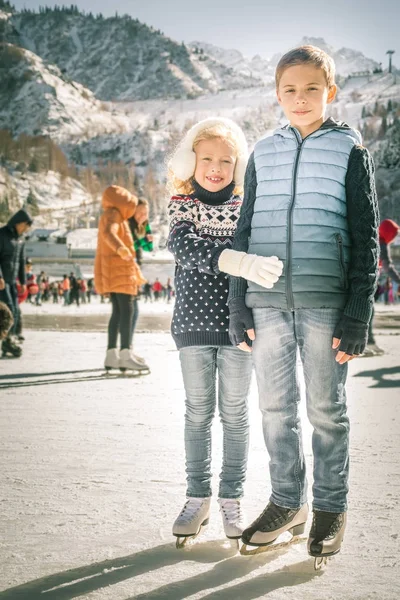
left=0, top=166, right=95, bottom=227
left=0, top=43, right=132, bottom=141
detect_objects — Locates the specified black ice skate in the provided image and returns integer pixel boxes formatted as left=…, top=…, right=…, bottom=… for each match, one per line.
left=2, top=337, right=22, bottom=358
left=240, top=501, right=308, bottom=556
left=307, top=510, right=347, bottom=570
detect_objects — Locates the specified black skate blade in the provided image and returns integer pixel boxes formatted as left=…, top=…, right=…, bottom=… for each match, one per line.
left=313, top=556, right=329, bottom=570
left=240, top=534, right=305, bottom=556
left=309, top=547, right=340, bottom=570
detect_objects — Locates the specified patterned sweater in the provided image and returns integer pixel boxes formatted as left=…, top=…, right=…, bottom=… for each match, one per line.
left=167, top=181, right=242, bottom=349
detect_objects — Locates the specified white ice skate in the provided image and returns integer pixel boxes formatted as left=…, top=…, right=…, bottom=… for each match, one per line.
left=172, top=497, right=211, bottom=548
left=130, top=348, right=146, bottom=364
left=119, top=349, right=150, bottom=374
left=104, top=348, right=120, bottom=371
left=218, top=498, right=245, bottom=540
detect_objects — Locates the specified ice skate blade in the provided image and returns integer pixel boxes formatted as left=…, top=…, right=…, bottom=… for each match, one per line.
left=314, top=556, right=329, bottom=570
left=173, top=522, right=208, bottom=549
left=119, top=367, right=150, bottom=375
left=230, top=538, right=240, bottom=551
left=240, top=534, right=305, bottom=556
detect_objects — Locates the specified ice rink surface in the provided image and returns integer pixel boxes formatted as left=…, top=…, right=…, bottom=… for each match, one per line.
left=0, top=325, right=399, bottom=599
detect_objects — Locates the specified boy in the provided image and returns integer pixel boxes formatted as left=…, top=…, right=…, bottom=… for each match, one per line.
left=228, top=46, right=379, bottom=561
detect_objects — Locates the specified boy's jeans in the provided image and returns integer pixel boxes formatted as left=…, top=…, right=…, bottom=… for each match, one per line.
left=252, top=308, right=349, bottom=513
left=179, top=345, right=253, bottom=499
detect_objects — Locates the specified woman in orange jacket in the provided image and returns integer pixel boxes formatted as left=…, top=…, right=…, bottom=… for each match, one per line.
left=95, top=185, right=149, bottom=372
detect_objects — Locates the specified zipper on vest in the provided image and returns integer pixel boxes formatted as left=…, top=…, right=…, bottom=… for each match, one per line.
left=287, top=128, right=304, bottom=311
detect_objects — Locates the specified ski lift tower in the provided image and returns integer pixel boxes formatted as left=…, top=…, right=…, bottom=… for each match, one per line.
left=386, top=50, right=395, bottom=74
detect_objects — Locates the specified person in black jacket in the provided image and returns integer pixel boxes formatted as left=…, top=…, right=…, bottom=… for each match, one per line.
left=128, top=197, right=152, bottom=361
left=0, top=209, right=33, bottom=357
left=365, top=218, right=400, bottom=356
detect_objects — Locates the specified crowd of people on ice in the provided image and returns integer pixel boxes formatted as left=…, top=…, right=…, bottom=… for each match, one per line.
left=18, top=269, right=174, bottom=307
left=1, top=44, right=400, bottom=566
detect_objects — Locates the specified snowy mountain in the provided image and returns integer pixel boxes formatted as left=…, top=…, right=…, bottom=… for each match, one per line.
left=191, top=36, right=381, bottom=83
left=190, top=41, right=275, bottom=84
left=1, top=5, right=262, bottom=101
left=297, top=37, right=381, bottom=77
left=1, top=2, right=399, bottom=229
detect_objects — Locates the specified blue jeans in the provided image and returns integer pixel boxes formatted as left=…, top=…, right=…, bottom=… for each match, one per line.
left=179, top=345, right=253, bottom=499
left=252, top=308, right=349, bottom=513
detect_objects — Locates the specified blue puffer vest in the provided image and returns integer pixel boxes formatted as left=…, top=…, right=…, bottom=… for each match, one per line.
left=247, top=123, right=362, bottom=310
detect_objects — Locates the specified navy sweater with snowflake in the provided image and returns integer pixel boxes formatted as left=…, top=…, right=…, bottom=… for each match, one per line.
left=168, top=180, right=242, bottom=349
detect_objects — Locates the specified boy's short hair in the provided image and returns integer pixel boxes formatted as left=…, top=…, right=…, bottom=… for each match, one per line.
left=0, top=302, right=14, bottom=340
left=275, top=45, right=336, bottom=89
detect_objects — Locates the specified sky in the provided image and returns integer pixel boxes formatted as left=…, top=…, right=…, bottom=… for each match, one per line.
left=10, top=0, right=399, bottom=66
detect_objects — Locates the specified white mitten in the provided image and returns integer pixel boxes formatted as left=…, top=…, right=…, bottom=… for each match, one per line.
left=218, top=249, right=283, bottom=289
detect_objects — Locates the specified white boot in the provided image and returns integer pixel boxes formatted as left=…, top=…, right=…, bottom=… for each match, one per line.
left=130, top=348, right=146, bottom=364
left=172, top=497, right=211, bottom=537
left=104, top=348, right=119, bottom=370
left=119, top=348, right=149, bottom=372
left=218, top=498, right=246, bottom=539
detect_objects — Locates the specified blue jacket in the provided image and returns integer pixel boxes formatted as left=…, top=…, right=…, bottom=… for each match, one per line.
left=247, top=122, right=361, bottom=310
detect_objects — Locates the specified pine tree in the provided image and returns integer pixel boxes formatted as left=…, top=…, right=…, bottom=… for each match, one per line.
left=378, top=116, right=388, bottom=140
left=377, top=118, right=400, bottom=168
left=25, top=188, right=40, bottom=216
left=28, top=155, right=40, bottom=173
left=0, top=194, right=10, bottom=223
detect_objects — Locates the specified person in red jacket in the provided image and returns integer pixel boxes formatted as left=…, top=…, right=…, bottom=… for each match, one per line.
left=366, top=219, right=400, bottom=356
left=152, top=278, right=163, bottom=301
left=15, top=259, right=38, bottom=342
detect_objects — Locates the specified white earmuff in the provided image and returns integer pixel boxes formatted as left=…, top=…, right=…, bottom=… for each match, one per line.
left=168, top=117, right=248, bottom=187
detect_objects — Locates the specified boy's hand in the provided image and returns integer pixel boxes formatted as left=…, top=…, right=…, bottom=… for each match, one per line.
left=228, top=297, right=255, bottom=352
left=332, top=315, right=368, bottom=364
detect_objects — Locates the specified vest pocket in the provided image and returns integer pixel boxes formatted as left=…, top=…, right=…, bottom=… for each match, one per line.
left=335, top=233, right=348, bottom=289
